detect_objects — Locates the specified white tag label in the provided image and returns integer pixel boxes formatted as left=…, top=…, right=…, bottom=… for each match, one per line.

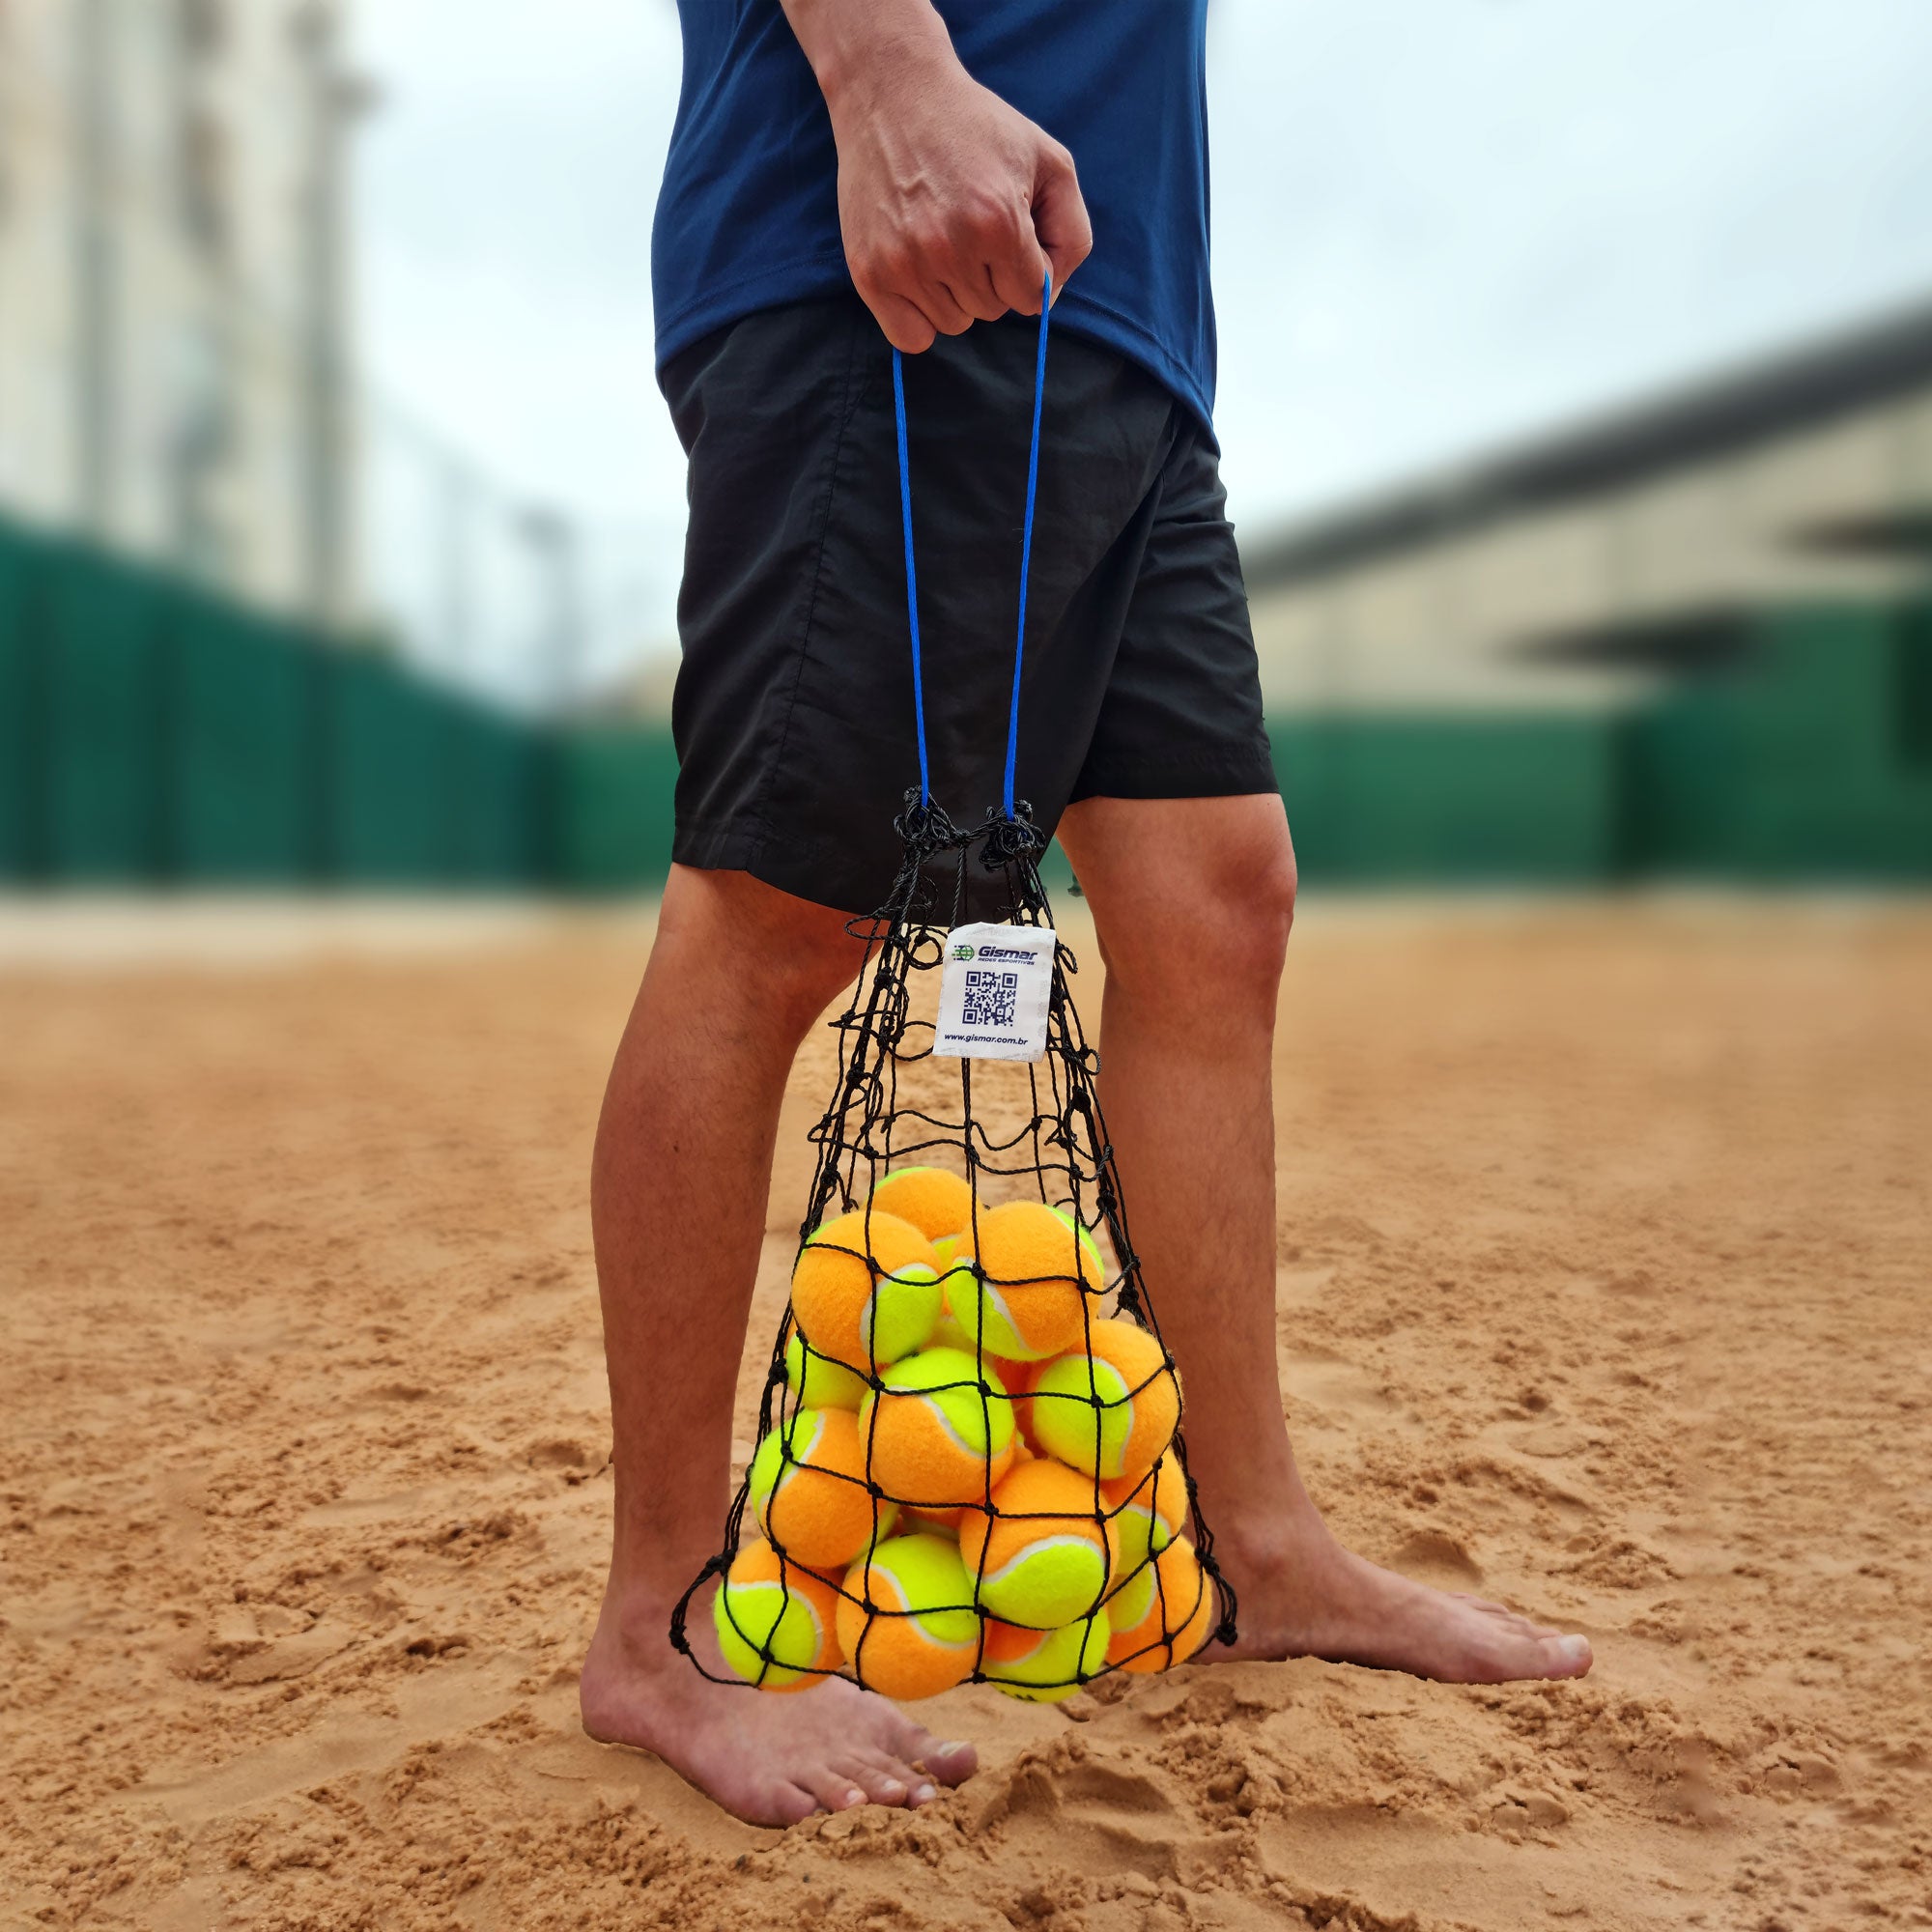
left=934, top=922, right=1056, bottom=1062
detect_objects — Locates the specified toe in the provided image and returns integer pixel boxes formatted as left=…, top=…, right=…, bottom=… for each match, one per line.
left=763, top=1781, right=822, bottom=1828
left=907, top=1733, right=977, bottom=1787
left=836, top=1752, right=912, bottom=1807
left=800, top=1767, right=869, bottom=1814
left=1547, top=1632, right=1593, bottom=1677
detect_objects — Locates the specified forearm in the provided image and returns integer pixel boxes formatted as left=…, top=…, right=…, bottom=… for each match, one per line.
left=778, top=0, right=958, bottom=116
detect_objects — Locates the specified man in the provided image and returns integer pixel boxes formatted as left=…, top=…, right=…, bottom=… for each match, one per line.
left=581, top=0, right=1591, bottom=1828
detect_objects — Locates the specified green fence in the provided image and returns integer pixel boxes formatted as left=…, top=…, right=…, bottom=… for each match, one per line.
left=1273, top=711, right=1625, bottom=885
left=1622, top=602, right=1932, bottom=881
left=1271, top=601, right=1932, bottom=887
left=0, top=524, right=680, bottom=894
left=2, top=515, right=1928, bottom=893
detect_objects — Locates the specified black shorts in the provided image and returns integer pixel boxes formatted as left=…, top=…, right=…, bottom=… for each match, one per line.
left=664, top=293, right=1275, bottom=915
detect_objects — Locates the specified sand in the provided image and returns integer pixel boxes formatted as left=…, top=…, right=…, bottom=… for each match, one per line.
left=3, top=895, right=1928, bottom=1931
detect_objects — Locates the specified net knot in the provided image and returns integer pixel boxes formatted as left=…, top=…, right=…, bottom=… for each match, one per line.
left=980, top=803, right=1041, bottom=867
left=894, top=789, right=963, bottom=853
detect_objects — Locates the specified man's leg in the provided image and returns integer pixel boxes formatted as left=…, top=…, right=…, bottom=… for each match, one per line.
left=1055, top=793, right=1592, bottom=1681
left=579, top=864, right=978, bottom=1825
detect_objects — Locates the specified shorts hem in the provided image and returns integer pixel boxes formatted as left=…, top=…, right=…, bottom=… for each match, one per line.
left=1068, top=746, right=1279, bottom=805
left=672, top=818, right=879, bottom=917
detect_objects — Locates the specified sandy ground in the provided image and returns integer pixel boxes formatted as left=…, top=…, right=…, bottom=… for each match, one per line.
left=3, top=894, right=1929, bottom=1932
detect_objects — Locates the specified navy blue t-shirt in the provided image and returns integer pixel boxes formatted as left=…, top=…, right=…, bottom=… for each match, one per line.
left=653, top=1, right=1215, bottom=427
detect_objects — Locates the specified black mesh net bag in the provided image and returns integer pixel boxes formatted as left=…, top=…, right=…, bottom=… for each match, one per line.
left=670, top=288, right=1236, bottom=1705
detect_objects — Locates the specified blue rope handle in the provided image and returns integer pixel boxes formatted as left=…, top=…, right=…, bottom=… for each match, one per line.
left=893, top=268, right=1053, bottom=816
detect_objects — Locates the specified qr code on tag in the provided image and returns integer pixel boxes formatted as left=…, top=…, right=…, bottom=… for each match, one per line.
left=960, top=968, right=1020, bottom=1030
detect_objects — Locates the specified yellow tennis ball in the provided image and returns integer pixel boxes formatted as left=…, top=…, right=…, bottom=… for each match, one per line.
left=1105, top=1557, right=1156, bottom=1634
left=859, top=1347, right=1016, bottom=1511
left=1049, top=1206, right=1109, bottom=1281
left=782, top=1329, right=867, bottom=1413
left=712, top=1541, right=843, bottom=1692
left=926, top=1299, right=1036, bottom=1439
left=1105, top=1538, right=1215, bottom=1673
left=837, top=1532, right=980, bottom=1700
left=980, top=1612, right=1111, bottom=1703
left=1100, top=1454, right=1190, bottom=1623
left=749, top=1407, right=895, bottom=1572
left=1031, top=1318, right=1179, bottom=1481
left=958, top=1458, right=1116, bottom=1629
left=927, top=1299, right=975, bottom=1354
left=868, top=1167, right=973, bottom=1243
left=947, top=1200, right=1098, bottom=1362
left=993, top=1353, right=1047, bottom=1449
left=791, top=1208, right=942, bottom=1371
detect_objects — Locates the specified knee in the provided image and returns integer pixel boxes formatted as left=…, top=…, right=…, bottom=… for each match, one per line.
left=1100, top=825, right=1296, bottom=1018
left=658, top=866, right=867, bottom=1035
left=1207, top=835, right=1297, bottom=998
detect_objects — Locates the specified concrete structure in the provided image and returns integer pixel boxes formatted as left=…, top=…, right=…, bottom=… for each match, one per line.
left=1244, top=297, right=1932, bottom=719
left=0, top=0, right=360, bottom=622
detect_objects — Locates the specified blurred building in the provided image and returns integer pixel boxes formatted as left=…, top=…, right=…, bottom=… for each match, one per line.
left=0, top=0, right=360, bottom=623
left=1238, top=298, right=1932, bottom=884
left=1246, top=297, right=1932, bottom=715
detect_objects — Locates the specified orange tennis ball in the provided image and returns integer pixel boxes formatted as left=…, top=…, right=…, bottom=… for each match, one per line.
left=948, top=1200, right=1099, bottom=1362
left=902, top=1503, right=966, bottom=1536
left=859, top=1347, right=1016, bottom=1511
left=749, top=1406, right=895, bottom=1572
left=867, top=1167, right=973, bottom=1244
left=712, top=1541, right=843, bottom=1692
left=1100, top=1454, right=1191, bottom=1628
left=837, top=1533, right=981, bottom=1700
left=994, top=1353, right=1047, bottom=1449
left=980, top=1613, right=1110, bottom=1703
left=1105, top=1538, right=1215, bottom=1673
left=958, top=1458, right=1117, bottom=1630
left=791, top=1208, right=942, bottom=1371
left=1031, top=1318, right=1179, bottom=1482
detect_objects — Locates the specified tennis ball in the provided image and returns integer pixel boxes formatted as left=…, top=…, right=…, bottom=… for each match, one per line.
left=749, top=1406, right=895, bottom=1572
left=980, top=1612, right=1110, bottom=1703
left=928, top=1305, right=976, bottom=1354
left=1100, top=1454, right=1190, bottom=1627
left=1104, top=1556, right=1156, bottom=1634
left=1106, top=1537, right=1216, bottom=1673
left=902, top=1502, right=965, bottom=1536
left=791, top=1208, right=942, bottom=1371
left=947, top=1200, right=1098, bottom=1362
left=837, top=1532, right=980, bottom=1700
left=926, top=1296, right=1037, bottom=1435
left=993, top=1353, right=1047, bottom=1449
left=1049, top=1206, right=1109, bottom=1281
left=1031, top=1318, right=1179, bottom=1481
left=859, top=1347, right=1016, bottom=1511
left=958, top=1458, right=1116, bottom=1629
left=713, top=1541, right=842, bottom=1691
left=782, top=1329, right=867, bottom=1413
left=868, top=1167, right=973, bottom=1243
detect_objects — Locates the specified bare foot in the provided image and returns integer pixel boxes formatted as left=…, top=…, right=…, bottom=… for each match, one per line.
left=580, top=1597, right=978, bottom=1828
left=1208, top=1521, right=1594, bottom=1684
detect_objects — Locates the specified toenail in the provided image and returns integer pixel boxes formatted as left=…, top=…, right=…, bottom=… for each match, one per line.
left=935, top=1740, right=967, bottom=1756
left=844, top=1787, right=867, bottom=1808
left=1557, top=1635, right=1591, bottom=1663
left=878, top=1777, right=905, bottom=1798
left=911, top=1782, right=936, bottom=1805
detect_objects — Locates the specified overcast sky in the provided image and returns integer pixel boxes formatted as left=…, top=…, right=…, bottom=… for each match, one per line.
left=352, top=0, right=1932, bottom=687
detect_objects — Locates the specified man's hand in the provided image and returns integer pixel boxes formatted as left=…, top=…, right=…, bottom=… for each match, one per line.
left=781, top=0, right=1093, bottom=352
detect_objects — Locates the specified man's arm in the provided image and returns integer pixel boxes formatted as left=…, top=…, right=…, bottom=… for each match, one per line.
left=779, top=0, right=1093, bottom=353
